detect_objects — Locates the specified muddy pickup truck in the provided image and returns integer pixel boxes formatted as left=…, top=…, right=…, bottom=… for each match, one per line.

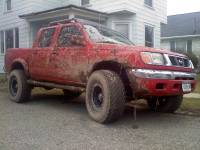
left=5, top=19, right=197, bottom=123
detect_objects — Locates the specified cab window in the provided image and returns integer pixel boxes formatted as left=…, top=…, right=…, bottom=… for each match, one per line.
left=39, top=28, right=55, bottom=48
left=58, top=25, right=82, bottom=47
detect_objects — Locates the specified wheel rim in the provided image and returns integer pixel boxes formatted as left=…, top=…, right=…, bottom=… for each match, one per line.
left=157, top=98, right=168, bottom=107
left=92, top=84, right=104, bottom=110
left=9, top=76, right=18, bottom=96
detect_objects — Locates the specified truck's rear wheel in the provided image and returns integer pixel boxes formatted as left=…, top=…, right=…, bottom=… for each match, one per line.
left=8, top=70, right=31, bottom=103
left=86, top=70, right=125, bottom=124
left=147, top=96, right=183, bottom=113
left=63, top=89, right=82, bottom=99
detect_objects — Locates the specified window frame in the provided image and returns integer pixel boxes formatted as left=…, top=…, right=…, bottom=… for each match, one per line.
left=38, top=27, right=56, bottom=48
left=170, top=40, right=176, bottom=52
left=81, top=0, right=90, bottom=6
left=0, top=31, right=5, bottom=55
left=0, top=27, right=19, bottom=55
left=144, top=0, right=153, bottom=8
left=57, top=25, right=83, bottom=48
left=169, top=40, right=193, bottom=53
left=112, top=21, right=132, bottom=40
left=145, top=24, right=154, bottom=48
left=187, top=40, right=192, bottom=53
left=4, top=0, right=12, bottom=12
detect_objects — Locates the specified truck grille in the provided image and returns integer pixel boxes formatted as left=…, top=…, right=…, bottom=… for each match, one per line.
left=168, top=56, right=190, bottom=67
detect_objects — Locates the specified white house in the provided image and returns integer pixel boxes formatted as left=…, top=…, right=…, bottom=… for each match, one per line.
left=161, top=12, right=200, bottom=56
left=0, top=0, right=167, bottom=73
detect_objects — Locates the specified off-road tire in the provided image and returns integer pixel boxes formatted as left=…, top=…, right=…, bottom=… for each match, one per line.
left=86, top=70, right=125, bottom=124
left=8, top=70, right=31, bottom=103
left=147, top=96, right=183, bottom=113
left=63, top=89, right=82, bottom=99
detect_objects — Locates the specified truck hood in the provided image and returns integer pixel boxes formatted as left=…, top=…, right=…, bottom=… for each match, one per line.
left=94, top=43, right=186, bottom=56
left=94, top=43, right=193, bottom=72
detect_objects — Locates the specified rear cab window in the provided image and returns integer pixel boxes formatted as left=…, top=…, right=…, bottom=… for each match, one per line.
left=58, top=25, right=83, bottom=47
left=38, top=28, right=55, bottom=48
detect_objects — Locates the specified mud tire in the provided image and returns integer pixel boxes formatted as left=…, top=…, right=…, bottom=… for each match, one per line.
left=8, top=70, right=31, bottom=103
left=147, top=96, right=183, bottom=113
left=86, top=70, right=125, bottom=124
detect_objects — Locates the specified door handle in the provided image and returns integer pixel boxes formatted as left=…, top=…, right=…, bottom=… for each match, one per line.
left=52, top=51, right=58, bottom=54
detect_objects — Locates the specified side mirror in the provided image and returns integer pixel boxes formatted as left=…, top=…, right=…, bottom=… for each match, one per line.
left=70, top=35, right=86, bottom=46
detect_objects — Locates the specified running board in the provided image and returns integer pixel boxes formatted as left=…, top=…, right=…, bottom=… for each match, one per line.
left=27, top=80, right=85, bottom=92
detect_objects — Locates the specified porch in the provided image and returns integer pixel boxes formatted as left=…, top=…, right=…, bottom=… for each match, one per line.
left=20, top=5, right=108, bottom=45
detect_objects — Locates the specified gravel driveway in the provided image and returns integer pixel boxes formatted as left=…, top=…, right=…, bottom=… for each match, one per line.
left=0, top=91, right=200, bottom=150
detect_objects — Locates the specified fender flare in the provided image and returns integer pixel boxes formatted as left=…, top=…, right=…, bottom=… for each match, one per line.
left=11, top=58, right=29, bottom=76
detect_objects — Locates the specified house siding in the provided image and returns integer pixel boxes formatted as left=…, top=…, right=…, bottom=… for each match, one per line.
left=192, top=38, right=200, bottom=55
left=30, top=0, right=80, bottom=12
left=0, top=0, right=33, bottom=72
left=89, top=0, right=167, bottom=48
left=0, top=0, right=167, bottom=73
left=161, top=38, right=200, bottom=55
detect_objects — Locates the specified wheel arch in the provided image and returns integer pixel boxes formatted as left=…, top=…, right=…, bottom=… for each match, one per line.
left=89, top=60, right=133, bottom=98
left=10, top=59, right=29, bottom=76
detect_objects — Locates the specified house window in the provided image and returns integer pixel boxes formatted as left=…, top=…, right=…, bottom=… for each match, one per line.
left=170, top=41, right=176, bottom=52
left=144, top=0, right=153, bottom=7
left=187, top=40, right=192, bottom=53
left=0, top=28, right=19, bottom=54
left=5, top=0, right=12, bottom=11
left=145, top=25, right=154, bottom=47
left=114, top=23, right=130, bottom=39
left=39, top=28, right=55, bottom=48
left=0, top=31, right=4, bottom=54
left=169, top=40, right=193, bottom=53
left=81, top=0, right=89, bottom=6
left=15, top=28, right=19, bottom=48
left=176, top=40, right=186, bottom=52
left=5, top=29, right=14, bottom=49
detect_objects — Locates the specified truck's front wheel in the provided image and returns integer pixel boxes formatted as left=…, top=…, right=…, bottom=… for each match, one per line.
left=147, top=96, right=183, bottom=113
left=8, top=70, right=31, bottom=103
left=86, top=70, right=125, bottom=124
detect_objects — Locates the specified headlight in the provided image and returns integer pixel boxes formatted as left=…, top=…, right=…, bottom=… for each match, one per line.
left=140, top=52, right=165, bottom=65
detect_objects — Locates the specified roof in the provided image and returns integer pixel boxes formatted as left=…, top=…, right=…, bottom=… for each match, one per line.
left=19, top=4, right=108, bottom=18
left=161, top=12, right=200, bottom=38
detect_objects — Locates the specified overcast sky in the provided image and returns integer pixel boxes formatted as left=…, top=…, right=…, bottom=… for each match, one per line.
left=168, top=0, right=200, bottom=15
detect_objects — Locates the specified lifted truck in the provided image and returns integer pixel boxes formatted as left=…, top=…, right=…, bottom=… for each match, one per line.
left=5, top=19, right=197, bottom=123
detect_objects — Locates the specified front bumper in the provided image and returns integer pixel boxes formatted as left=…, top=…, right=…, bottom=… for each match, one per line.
left=129, top=69, right=197, bottom=97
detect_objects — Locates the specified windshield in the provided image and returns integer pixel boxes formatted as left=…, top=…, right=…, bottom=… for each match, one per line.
left=84, top=25, right=134, bottom=45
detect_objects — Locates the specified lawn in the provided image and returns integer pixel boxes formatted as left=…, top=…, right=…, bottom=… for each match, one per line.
left=180, top=98, right=200, bottom=115
left=0, top=74, right=7, bottom=83
left=194, top=74, right=200, bottom=93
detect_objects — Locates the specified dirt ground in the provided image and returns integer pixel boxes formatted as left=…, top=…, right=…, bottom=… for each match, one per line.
left=0, top=89, right=200, bottom=150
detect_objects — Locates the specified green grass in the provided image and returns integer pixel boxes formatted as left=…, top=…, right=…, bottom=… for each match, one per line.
left=194, top=74, right=200, bottom=93
left=0, top=74, right=7, bottom=84
left=180, top=98, right=200, bottom=113
left=32, top=88, right=63, bottom=96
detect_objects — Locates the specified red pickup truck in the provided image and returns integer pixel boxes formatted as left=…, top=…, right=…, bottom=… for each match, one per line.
left=5, top=19, right=196, bottom=123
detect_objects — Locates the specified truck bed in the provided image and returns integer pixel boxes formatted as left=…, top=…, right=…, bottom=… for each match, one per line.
left=5, top=48, right=33, bottom=73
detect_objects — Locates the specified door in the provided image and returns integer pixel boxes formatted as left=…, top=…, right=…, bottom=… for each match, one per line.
left=48, top=24, right=89, bottom=85
left=30, top=27, right=56, bottom=81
